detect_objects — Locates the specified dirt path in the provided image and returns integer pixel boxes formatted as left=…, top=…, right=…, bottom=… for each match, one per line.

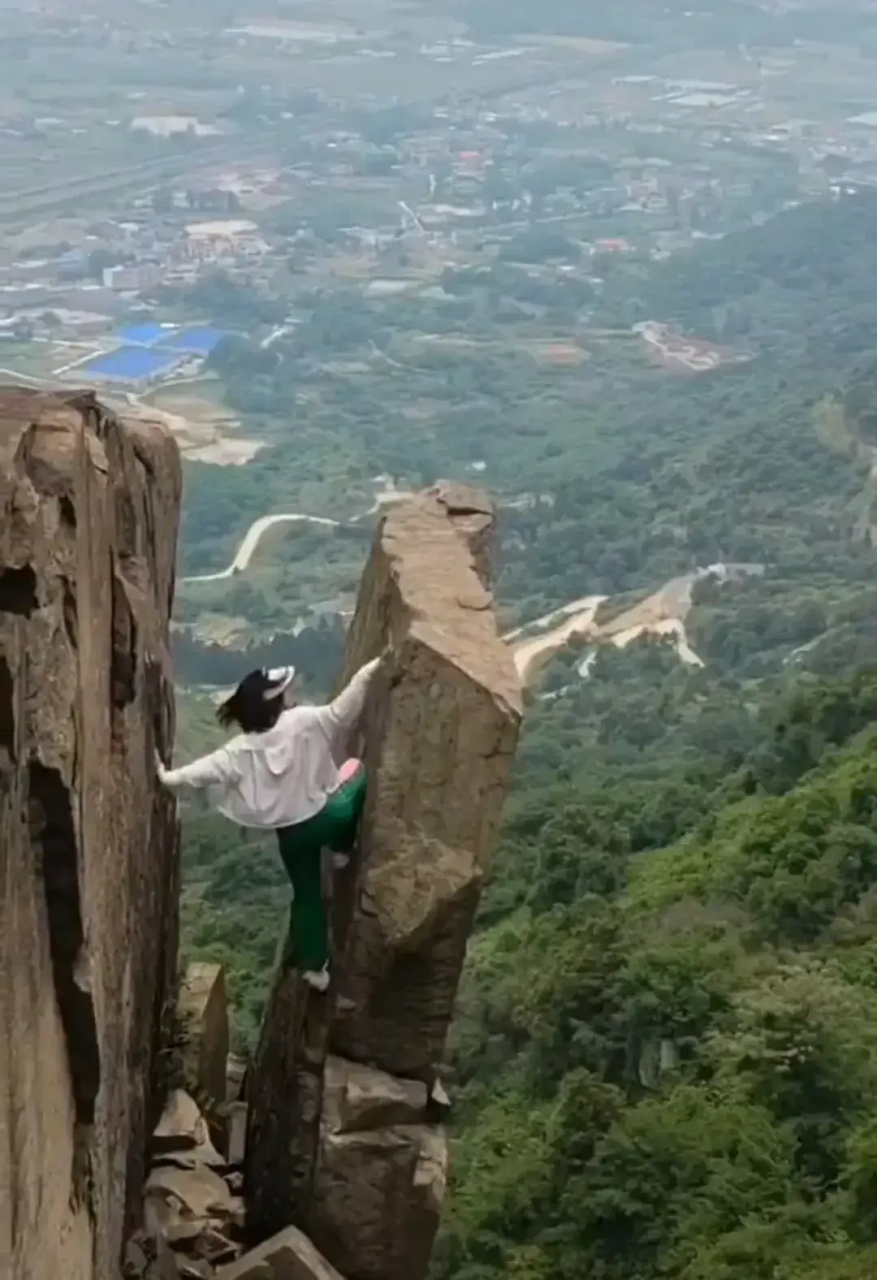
left=507, top=573, right=706, bottom=683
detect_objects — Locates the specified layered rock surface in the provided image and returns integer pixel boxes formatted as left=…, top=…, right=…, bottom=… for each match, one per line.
left=0, top=387, right=181, bottom=1280
left=245, top=487, right=522, bottom=1278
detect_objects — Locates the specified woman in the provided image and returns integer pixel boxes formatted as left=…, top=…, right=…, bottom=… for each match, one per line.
left=155, top=655, right=382, bottom=992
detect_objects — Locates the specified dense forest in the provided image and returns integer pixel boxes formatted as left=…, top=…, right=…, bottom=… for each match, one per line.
left=432, top=661, right=877, bottom=1280
left=178, top=193, right=877, bottom=1277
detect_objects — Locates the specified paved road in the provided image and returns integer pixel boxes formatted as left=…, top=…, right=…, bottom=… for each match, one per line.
left=182, top=513, right=341, bottom=583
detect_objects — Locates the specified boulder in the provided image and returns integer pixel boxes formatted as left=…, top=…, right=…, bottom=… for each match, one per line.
left=146, top=1165, right=234, bottom=1221
left=152, top=1090, right=208, bottom=1153
left=178, top=962, right=229, bottom=1118
left=322, top=1055, right=428, bottom=1133
left=215, top=1226, right=347, bottom=1280
left=309, top=1084, right=447, bottom=1280
left=0, top=387, right=181, bottom=1280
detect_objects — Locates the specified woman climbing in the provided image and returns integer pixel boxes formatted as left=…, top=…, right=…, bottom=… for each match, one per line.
left=155, top=655, right=383, bottom=992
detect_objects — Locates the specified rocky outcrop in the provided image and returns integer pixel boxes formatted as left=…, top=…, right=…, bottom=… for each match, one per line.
left=245, top=486, right=522, bottom=1278
left=0, top=387, right=181, bottom=1280
left=177, top=963, right=230, bottom=1149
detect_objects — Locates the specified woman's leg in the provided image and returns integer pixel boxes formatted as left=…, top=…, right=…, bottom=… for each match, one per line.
left=275, top=819, right=330, bottom=977
left=324, top=769, right=367, bottom=854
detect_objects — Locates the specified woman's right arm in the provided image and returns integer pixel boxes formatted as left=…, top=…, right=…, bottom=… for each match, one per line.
left=315, top=655, right=383, bottom=736
left=156, top=746, right=239, bottom=790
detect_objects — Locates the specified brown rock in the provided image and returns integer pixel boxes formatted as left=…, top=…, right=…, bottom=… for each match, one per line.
left=153, top=1090, right=208, bottom=1152
left=244, top=966, right=331, bottom=1238
left=163, top=1220, right=205, bottom=1247
left=124, top=1237, right=150, bottom=1277
left=309, top=1112, right=447, bottom=1280
left=193, top=1225, right=238, bottom=1266
left=429, top=481, right=495, bottom=588
left=245, top=489, right=521, bottom=1279
left=332, top=493, right=521, bottom=1081
left=323, top=1055, right=427, bottom=1133
left=146, top=1165, right=234, bottom=1221
left=0, top=388, right=181, bottom=1280
left=178, top=962, right=230, bottom=1120
left=144, top=1190, right=186, bottom=1238
left=215, top=1227, right=347, bottom=1280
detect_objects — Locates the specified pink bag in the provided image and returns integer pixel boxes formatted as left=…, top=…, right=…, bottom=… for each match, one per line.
left=338, top=757, right=363, bottom=785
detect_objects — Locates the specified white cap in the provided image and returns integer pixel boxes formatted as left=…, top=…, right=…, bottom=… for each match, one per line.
left=262, top=665, right=296, bottom=700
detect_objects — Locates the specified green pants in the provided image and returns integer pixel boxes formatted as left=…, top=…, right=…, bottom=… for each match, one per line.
left=275, top=771, right=366, bottom=972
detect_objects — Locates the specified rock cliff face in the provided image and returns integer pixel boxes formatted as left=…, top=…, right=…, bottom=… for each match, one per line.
left=245, top=486, right=522, bottom=1279
left=0, top=388, right=182, bottom=1280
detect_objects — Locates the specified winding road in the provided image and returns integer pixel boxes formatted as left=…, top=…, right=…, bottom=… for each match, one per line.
left=183, top=513, right=342, bottom=583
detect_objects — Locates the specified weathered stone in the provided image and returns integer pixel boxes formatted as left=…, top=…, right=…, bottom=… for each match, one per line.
left=429, top=481, right=495, bottom=588
left=148, top=1235, right=183, bottom=1280
left=144, top=1190, right=186, bottom=1238
left=154, top=1134, right=227, bottom=1172
left=309, top=1115, right=447, bottom=1280
left=163, top=1220, right=205, bottom=1247
left=153, top=1090, right=208, bottom=1152
left=332, top=493, right=521, bottom=1080
left=124, top=1237, right=150, bottom=1277
left=245, top=489, right=521, bottom=1279
left=146, top=1165, right=234, bottom=1220
left=178, top=962, right=230, bottom=1118
left=192, top=1225, right=238, bottom=1266
left=0, top=388, right=181, bottom=1280
left=323, top=1055, right=428, bottom=1133
left=215, top=1227, right=347, bottom=1280
left=244, top=967, right=332, bottom=1238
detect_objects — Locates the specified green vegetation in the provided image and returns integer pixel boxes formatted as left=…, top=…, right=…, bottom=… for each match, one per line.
left=436, top=667, right=877, bottom=1280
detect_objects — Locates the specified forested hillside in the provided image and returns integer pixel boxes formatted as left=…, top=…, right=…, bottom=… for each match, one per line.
left=435, top=667, right=877, bottom=1280
left=178, top=193, right=877, bottom=1276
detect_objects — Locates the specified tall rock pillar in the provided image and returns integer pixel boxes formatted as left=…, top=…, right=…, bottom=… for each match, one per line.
left=245, top=486, right=522, bottom=1279
left=0, top=388, right=182, bottom=1280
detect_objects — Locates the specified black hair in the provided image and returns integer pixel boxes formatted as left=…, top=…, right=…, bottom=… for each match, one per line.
left=217, top=669, right=286, bottom=735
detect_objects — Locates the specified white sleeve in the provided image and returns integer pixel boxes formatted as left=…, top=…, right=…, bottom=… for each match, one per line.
left=312, top=657, right=381, bottom=737
left=160, top=746, right=240, bottom=790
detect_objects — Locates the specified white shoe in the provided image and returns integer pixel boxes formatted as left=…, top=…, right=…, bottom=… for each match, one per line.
left=332, top=852, right=350, bottom=871
left=303, top=966, right=330, bottom=993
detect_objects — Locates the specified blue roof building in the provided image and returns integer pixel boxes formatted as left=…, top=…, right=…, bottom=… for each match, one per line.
left=77, top=346, right=186, bottom=384
left=114, top=323, right=173, bottom=347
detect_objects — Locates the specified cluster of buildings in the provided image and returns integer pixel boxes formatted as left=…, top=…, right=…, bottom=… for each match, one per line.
left=1, top=21, right=876, bottom=391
